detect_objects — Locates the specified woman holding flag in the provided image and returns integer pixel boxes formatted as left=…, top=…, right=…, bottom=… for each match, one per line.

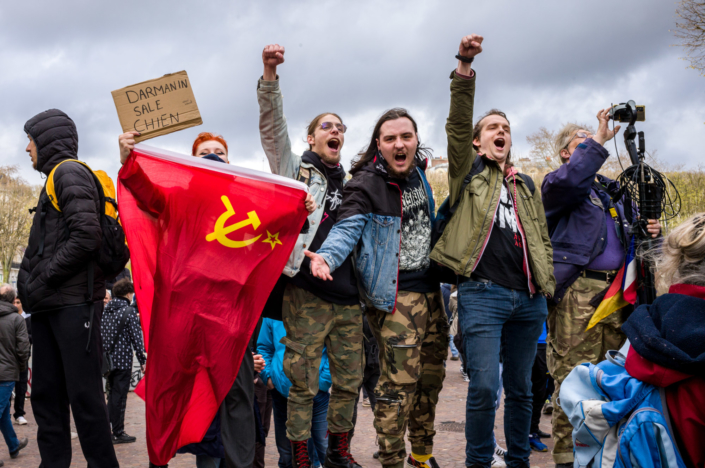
left=117, top=130, right=316, bottom=468
left=540, top=111, right=660, bottom=468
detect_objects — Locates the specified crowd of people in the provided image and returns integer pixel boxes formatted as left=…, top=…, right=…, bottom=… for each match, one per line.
left=4, top=33, right=703, bottom=468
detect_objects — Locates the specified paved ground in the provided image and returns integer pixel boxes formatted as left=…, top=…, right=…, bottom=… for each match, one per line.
left=7, top=359, right=556, bottom=467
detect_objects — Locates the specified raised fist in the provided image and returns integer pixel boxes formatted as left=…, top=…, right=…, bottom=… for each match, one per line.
left=262, top=44, right=285, bottom=80
left=458, top=34, right=483, bottom=59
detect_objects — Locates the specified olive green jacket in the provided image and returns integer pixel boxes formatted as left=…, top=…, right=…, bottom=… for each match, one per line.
left=429, top=71, right=556, bottom=296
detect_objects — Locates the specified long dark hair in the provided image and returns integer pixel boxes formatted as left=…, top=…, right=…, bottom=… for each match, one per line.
left=350, top=108, right=432, bottom=175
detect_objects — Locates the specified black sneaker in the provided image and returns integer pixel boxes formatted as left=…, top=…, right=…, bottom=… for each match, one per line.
left=535, top=429, right=550, bottom=438
left=112, top=432, right=137, bottom=444
left=149, top=463, right=168, bottom=468
left=10, top=437, right=28, bottom=458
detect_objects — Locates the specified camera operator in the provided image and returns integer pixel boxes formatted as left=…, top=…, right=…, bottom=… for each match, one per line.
left=540, top=109, right=660, bottom=468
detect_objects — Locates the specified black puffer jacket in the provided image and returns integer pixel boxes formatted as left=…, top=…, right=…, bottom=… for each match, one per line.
left=18, top=109, right=105, bottom=313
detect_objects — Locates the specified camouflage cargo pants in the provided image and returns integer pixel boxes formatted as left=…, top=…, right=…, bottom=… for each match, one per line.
left=546, top=274, right=627, bottom=465
left=366, top=290, right=449, bottom=468
left=282, top=283, right=363, bottom=441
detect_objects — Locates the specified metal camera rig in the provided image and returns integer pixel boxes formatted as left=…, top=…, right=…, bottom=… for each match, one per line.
left=612, top=101, right=680, bottom=305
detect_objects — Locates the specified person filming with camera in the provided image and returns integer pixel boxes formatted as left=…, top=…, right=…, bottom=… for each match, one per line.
left=541, top=109, right=661, bottom=468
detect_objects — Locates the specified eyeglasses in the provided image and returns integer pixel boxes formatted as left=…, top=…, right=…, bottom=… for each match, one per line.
left=320, top=122, right=347, bottom=134
left=563, top=131, right=592, bottom=149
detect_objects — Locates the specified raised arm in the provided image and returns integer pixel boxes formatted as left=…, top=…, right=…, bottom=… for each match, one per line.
left=257, top=44, right=301, bottom=178
left=118, top=132, right=166, bottom=216
left=447, top=34, right=483, bottom=205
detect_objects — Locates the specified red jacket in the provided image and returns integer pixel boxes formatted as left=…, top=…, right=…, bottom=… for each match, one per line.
left=626, top=330, right=705, bottom=468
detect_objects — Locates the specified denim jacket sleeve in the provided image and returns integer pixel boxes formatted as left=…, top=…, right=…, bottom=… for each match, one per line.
left=541, top=138, right=609, bottom=223
left=257, top=78, right=301, bottom=179
left=316, top=214, right=368, bottom=273
left=316, top=177, right=372, bottom=272
left=256, top=318, right=275, bottom=385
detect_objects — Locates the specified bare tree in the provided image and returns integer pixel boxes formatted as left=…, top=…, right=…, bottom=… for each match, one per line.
left=0, top=166, right=39, bottom=283
left=526, top=127, right=561, bottom=170
left=673, top=0, right=705, bottom=74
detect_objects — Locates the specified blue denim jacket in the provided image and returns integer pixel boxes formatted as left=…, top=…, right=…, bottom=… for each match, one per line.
left=317, top=162, right=436, bottom=312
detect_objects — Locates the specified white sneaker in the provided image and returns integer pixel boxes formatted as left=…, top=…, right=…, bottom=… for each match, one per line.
left=491, top=444, right=506, bottom=467
left=71, top=431, right=78, bottom=440
left=16, top=416, right=27, bottom=425
left=491, top=452, right=506, bottom=467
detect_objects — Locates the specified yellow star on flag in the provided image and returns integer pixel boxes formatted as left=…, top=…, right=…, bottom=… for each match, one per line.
left=262, top=231, right=283, bottom=250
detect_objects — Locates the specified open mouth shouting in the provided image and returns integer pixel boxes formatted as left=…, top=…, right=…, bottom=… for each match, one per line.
left=494, top=137, right=506, bottom=152
left=327, top=138, right=341, bottom=154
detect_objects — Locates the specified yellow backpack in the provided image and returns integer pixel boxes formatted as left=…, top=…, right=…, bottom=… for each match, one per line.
left=44, top=159, right=129, bottom=280
left=46, top=160, right=118, bottom=219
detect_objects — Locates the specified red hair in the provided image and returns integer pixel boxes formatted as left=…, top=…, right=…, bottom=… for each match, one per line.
left=192, top=132, right=228, bottom=156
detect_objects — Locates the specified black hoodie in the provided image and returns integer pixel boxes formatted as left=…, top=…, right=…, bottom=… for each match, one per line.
left=18, top=109, right=104, bottom=313
left=290, top=151, right=358, bottom=305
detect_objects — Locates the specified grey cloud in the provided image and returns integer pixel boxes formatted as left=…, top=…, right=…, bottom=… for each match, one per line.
left=1, top=0, right=702, bottom=188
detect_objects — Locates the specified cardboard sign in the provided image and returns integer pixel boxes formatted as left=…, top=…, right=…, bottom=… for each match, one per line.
left=112, top=71, right=202, bottom=142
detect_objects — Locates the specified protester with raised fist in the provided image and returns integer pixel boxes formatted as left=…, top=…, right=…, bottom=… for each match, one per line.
left=257, top=43, right=363, bottom=468
left=429, top=35, right=555, bottom=468
left=304, top=104, right=446, bottom=468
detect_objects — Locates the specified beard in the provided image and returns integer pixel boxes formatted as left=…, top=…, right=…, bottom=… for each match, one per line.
left=319, top=152, right=341, bottom=166
left=387, top=156, right=417, bottom=179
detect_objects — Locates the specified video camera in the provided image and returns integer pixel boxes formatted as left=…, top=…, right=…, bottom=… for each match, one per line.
left=609, top=101, right=645, bottom=123
left=611, top=100, right=680, bottom=306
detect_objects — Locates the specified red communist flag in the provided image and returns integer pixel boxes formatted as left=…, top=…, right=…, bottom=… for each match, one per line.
left=117, top=144, right=308, bottom=464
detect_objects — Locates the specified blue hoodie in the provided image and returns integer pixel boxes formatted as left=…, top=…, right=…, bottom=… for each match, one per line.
left=257, top=318, right=331, bottom=397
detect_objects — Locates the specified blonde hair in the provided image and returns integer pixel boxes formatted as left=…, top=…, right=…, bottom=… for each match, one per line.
left=554, top=123, right=585, bottom=164
left=655, top=213, right=705, bottom=289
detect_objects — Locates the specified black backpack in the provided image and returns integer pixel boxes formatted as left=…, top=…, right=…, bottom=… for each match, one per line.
left=431, top=157, right=535, bottom=284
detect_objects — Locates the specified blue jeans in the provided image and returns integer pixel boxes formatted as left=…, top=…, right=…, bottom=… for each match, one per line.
left=457, top=280, right=547, bottom=468
left=273, top=389, right=329, bottom=468
left=449, top=334, right=460, bottom=357
left=0, top=382, right=19, bottom=453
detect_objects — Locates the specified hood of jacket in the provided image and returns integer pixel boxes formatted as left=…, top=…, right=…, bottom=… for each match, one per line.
left=301, top=150, right=346, bottom=182
left=622, top=283, right=705, bottom=377
left=104, top=297, right=131, bottom=315
left=24, top=109, right=78, bottom=175
left=0, top=301, right=18, bottom=318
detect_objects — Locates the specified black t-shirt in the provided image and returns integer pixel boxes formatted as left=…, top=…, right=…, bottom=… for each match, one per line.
left=290, top=151, right=359, bottom=305
left=473, top=181, right=528, bottom=290
left=395, top=169, right=438, bottom=293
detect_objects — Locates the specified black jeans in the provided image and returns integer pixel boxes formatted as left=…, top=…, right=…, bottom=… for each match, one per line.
left=530, top=343, right=548, bottom=434
left=220, top=350, right=255, bottom=468
left=254, top=377, right=273, bottom=468
left=107, top=368, right=131, bottom=435
left=13, top=368, right=29, bottom=419
left=31, top=302, right=118, bottom=468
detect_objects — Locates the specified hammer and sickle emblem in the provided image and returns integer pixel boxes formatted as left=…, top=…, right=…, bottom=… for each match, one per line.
left=206, top=196, right=262, bottom=248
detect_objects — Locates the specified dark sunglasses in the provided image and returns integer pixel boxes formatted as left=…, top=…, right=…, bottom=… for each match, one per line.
left=320, top=122, right=347, bottom=134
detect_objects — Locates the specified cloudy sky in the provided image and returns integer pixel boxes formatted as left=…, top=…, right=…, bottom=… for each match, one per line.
left=1, top=0, right=703, bottom=186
